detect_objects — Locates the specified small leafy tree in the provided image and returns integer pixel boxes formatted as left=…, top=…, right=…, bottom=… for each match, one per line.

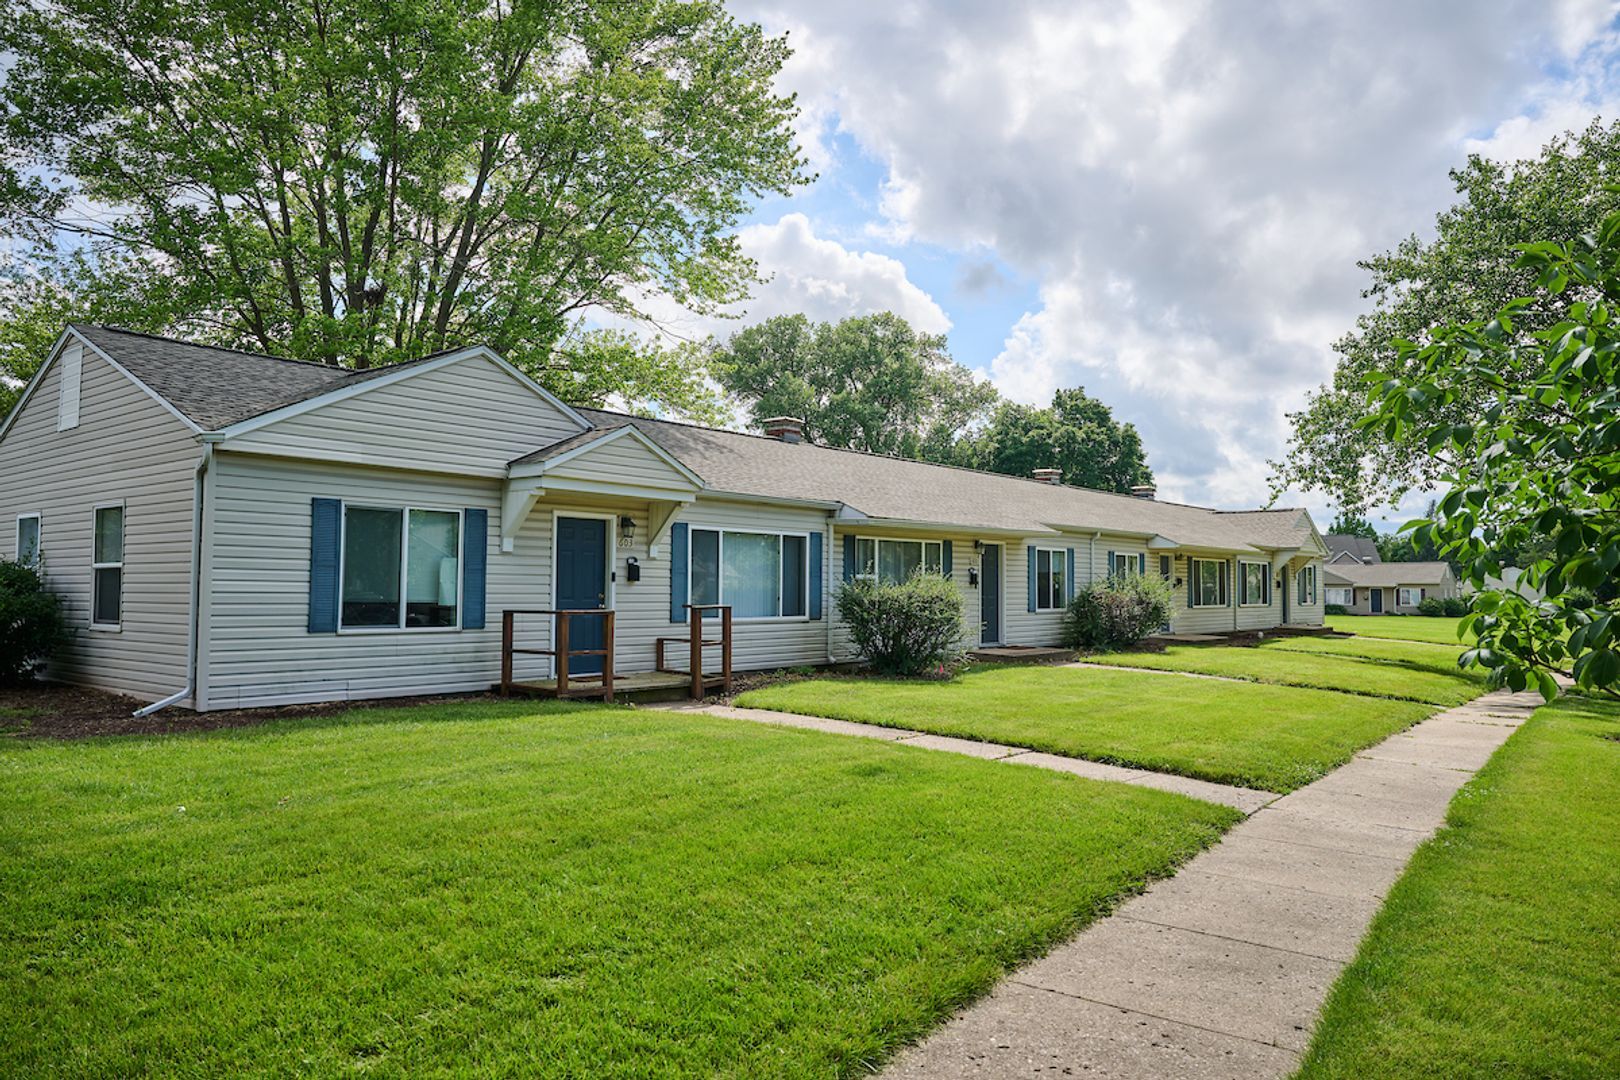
left=0, top=560, right=68, bottom=684
left=1364, top=204, right=1620, bottom=700
left=1062, top=573, right=1173, bottom=651
left=834, top=573, right=964, bottom=676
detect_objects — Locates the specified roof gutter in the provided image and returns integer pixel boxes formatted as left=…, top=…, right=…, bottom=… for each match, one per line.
left=132, top=436, right=217, bottom=717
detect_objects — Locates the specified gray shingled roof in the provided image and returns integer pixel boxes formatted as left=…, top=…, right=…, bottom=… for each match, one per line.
left=63, top=326, right=1323, bottom=553
left=73, top=324, right=350, bottom=430
left=1323, top=561, right=1454, bottom=587
left=578, top=409, right=1321, bottom=553
left=1325, top=535, right=1381, bottom=564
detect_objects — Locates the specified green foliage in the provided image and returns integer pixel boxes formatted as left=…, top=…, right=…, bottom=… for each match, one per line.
left=1363, top=202, right=1620, bottom=699
left=0, top=560, right=68, bottom=684
left=1416, top=596, right=1446, bottom=617
left=1279, top=120, right=1620, bottom=512
left=833, top=572, right=965, bottom=676
left=1327, top=514, right=1378, bottom=539
left=0, top=0, right=807, bottom=415
left=1442, top=597, right=1469, bottom=618
left=1324, top=603, right=1349, bottom=615
left=710, top=312, right=998, bottom=458
left=1062, top=573, right=1173, bottom=650
left=953, top=388, right=1154, bottom=493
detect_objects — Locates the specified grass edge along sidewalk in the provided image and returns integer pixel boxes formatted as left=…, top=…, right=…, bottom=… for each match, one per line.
left=0, top=698, right=1239, bottom=1078
left=1297, top=693, right=1620, bottom=1079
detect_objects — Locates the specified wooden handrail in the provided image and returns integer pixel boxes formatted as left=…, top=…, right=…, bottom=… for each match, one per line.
left=501, top=608, right=615, bottom=701
left=654, top=603, right=732, bottom=699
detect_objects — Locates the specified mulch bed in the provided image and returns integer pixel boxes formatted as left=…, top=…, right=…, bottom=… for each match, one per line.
left=0, top=682, right=500, bottom=740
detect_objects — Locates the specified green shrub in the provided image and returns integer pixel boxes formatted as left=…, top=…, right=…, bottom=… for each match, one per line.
left=833, top=572, right=964, bottom=676
left=1442, top=596, right=1469, bottom=618
left=0, top=560, right=68, bottom=685
left=1324, top=603, right=1348, bottom=616
left=1062, top=572, right=1173, bottom=650
left=1417, top=596, right=1446, bottom=616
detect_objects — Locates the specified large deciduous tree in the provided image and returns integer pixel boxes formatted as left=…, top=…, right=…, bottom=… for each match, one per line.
left=1365, top=216, right=1620, bottom=700
left=710, top=312, right=999, bottom=458
left=1276, top=120, right=1620, bottom=513
left=955, top=389, right=1154, bottom=494
left=0, top=0, right=806, bottom=413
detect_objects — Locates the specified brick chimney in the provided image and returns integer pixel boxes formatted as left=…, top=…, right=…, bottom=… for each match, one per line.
left=760, top=416, right=805, bottom=443
left=1130, top=484, right=1157, bottom=500
left=1032, top=467, right=1063, bottom=485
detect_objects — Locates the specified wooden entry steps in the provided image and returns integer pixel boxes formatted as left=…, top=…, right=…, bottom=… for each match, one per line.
left=499, top=604, right=733, bottom=703
left=967, top=645, right=1078, bottom=664
left=503, top=671, right=697, bottom=704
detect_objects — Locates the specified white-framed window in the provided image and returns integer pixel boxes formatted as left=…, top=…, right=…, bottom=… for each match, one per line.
left=691, top=528, right=809, bottom=619
left=1297, top=565, right=1318, bottom=606
left=1111, top=552, right=1136, bottom=578
left=855, top=537, right=944, bottom=585
left=340, top=505, right=462, bottom=631
left=1325, top=586, right=1353, bottom=606
left=1034, top=547, right=1066, bottom=611
left=91, top=504, right=123, bottom=628
left=1190, top=557, right=1229, bottom=608
left=1398, top=587, right=1423, bottom=607
left=1239, top=560, right=1270, bottom=606
left=15, top=513, right=41, bottom=568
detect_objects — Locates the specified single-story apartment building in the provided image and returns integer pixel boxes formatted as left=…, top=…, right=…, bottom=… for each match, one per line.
left=1, top=325, right=1328, bottom=712
left=1322, top=534, right=1458, bottom=614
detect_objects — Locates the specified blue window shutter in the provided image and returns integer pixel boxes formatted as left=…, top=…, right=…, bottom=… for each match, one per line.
left=942, top=539, right=953, bottom=576
left=843, top=534, right=856, bottom=582
left=809, top=532, right=824, bottom=620
left=1066, top=548, right=1076, bottom=602
left=1027, top=546, right=1037, bottom=612
left=1188, top=558, right=1197, bottom=607
left=462, top=509, right=488, bottom=629
left=308, top=498, right=341, bottom=633
left=670, top=522, right=689, bottom=623
left=1106, top=549, right=1114, bottom=579
left=1138, top=552, right=1146, bottom=576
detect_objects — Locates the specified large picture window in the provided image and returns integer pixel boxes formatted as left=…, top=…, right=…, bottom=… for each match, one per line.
left=691, top=529, right=809, bottom=619
left=1191, top=558, right=1229, bottom=608
left=16, top=514, right=40, bottom=568
left=1397, top=587, right=1422, bottom=607
left=1239, top=561, right=1269, bottom=606
left=341, top=506, right=461, bottom=630
left=1325, top=586, right=1352, bottom=606
left=855, top=537, right=943, bottom=584
left=1035, top=548, right=1066, bottom=611
left=91, top=505, right=123, bottom=627
left=1111, top=552, right=1136, bottom=578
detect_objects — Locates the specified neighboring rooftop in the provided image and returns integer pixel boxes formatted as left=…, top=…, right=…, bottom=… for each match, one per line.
left=1322, top=561, right=1454, bottom=587
left=1325, top=534, right=1381, bottom=564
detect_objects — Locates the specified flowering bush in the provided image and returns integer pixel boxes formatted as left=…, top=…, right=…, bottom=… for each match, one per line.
left=1062, top=572, right=1174, bottom=650
left=834, top=572, right=964, bottom=676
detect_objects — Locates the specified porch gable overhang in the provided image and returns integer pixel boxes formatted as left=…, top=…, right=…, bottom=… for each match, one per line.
left=501, top=426, right=704, bottom=552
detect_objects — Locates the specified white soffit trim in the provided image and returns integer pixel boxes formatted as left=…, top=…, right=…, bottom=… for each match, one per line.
left=214, top=345, right=591, bottom=439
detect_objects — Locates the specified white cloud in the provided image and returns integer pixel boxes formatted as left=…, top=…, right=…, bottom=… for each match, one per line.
left=735, top=0, right=1620, bottom=510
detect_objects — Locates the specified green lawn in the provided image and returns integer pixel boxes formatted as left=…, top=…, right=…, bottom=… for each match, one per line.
left=0, top=699, right=1238, bottom=1077
left=1327, top=614, right=1472, bottom=644
left=736, top=665, right=1433, bottom=792
left=1299, top=694, right=1620, bottom=1078
left=1085, top=640, right=1486, bottom=706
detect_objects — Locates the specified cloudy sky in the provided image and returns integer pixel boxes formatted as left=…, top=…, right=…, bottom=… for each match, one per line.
left=656, top=0, right=1620, bottom=527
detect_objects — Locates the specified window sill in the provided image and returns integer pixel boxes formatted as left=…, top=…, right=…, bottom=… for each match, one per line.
left=337, top=626, right=465, bottom=636
left=88, top=622, right=121, bottom=633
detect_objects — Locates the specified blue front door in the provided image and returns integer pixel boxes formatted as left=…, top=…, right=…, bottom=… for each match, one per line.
left=556, top=516, right=608, bottom=675
left=980, top=544, right=1002, bottom=644
left=1370, top=588, right=1383, bottom=614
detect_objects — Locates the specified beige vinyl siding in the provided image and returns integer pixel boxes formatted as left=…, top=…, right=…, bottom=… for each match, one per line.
left=0, top=342, right=198, bottom=701
left=1289, top=558, right=1326, bottom=625
left=543, top=435, right=695, bottom=493
left=203, top=457, right=839, bottom=709
left=223, top=356, right=585, bottom=477
left=1168, top=552, right=1240, bottom=635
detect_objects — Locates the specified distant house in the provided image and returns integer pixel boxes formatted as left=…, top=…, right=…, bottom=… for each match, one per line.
left=0, top=326, right=1329, bottom=712
left=1321, top=534, right=1457, bottom=614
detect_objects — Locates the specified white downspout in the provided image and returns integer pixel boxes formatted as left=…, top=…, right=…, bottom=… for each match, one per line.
left=132, top=439, right=213, bottom=718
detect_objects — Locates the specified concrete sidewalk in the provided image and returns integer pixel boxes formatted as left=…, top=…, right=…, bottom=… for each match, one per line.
left=660, top=701, right=1274, bottom=813
left=882, top=686, right=1544, bottom=1078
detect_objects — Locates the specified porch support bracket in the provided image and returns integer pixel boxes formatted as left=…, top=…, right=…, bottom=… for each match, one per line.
left=500, top=477, right=546, bottom=553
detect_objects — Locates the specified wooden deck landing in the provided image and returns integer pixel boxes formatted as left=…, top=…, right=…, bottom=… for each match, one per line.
left=503, top=670, right=719, bottom=703
left=967, top=645, right=1078, bottom=664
